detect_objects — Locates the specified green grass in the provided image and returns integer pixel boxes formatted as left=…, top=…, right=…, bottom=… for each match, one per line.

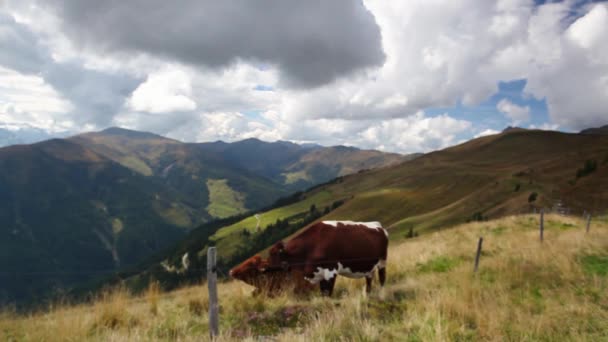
left=5, top=214, right=608, bottom=341
left=211, top=190, right=334, bottom=240
left=281, top=170, right=310, bottom=185
left=416, top=256, right=461, bottom=273
left=118, top=156, right=153, bottom=176
left=580, top=254, right=608, bottom=276
left=206, top=179, right=247, bottom=219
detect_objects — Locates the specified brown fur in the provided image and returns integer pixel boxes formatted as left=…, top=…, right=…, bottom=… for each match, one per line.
left=229, top=255, right=314, bottom=296
left=268, top=221, right=388, bottom=296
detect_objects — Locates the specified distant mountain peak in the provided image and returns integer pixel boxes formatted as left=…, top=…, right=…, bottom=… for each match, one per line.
left=580, top=124, right=608, bottom=135
left=98, top=127, right=171, bottom=140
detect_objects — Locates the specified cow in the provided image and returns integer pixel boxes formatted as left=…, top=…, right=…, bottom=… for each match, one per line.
left=268, top=220, right=388, bottom=296
left=229, top=255, right=314, bottom=296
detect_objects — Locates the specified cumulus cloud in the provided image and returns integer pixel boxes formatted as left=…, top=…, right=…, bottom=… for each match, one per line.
left=37, top=0, right=385, bottom=88
left=525, top=2, right=608, bottom=130
left=127, top=68, right=196, bottom=113
left=357, top=112, right=472, bottom=152
left=0, top=13, right=47, bottom=74
left=0, top=66, right=73, bottom=131
left=0, top=10, right=142, bottom=130
left=497, top=99, right=530, bottom=125
left=2, top=0, right=608, bottom=153
left=474, top=128, right=500, bottom=138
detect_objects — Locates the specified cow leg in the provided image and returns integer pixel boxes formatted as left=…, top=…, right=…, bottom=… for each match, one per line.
left=365, top=275, right=373, bottom=293
left=378, top=265, right=386, bottom=287
left=320, top=276, right=337, bottom=297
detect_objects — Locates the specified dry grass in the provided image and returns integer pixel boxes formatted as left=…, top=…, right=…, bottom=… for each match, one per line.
left=2, top=214, right=607, bottom=341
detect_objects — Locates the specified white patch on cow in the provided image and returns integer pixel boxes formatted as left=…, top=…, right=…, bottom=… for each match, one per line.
left=336, top=262, right=373, bottom=279
left=305, top=259, right=387, bottom=284
left=306, top=267, right=339, bottom=284
left=323, top=220, right=389, bottom=237
left=323, top=220, right=381, bottom=229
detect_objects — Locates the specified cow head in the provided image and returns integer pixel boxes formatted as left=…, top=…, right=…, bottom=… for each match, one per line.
left=229, top=255, right=267, bottom=285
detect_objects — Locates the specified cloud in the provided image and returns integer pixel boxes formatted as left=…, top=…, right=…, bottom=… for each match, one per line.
left=524, top=2, right=608, bottom=131
left=357, top=112, right=472, bottom=152
left=474, top=128, right=500, bottom=138
left=0, top=66, right=73, bottom=131
left=0, top=11, right=142, bottom=130
left=0, top=13, right=47, bottom=74
left=38, top=0, right=385, bottom=88
left=2, top=1, right=608, bottom=153
left=127, top=68, right=196, bottom=113
left=497, top=99, right=530, bottom=125
left=529, top=122, right=559, bottom=131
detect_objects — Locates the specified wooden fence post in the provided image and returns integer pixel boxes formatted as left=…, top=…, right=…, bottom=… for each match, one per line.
left=586, top=214, right=591, bottom=234
left=540, top=209, right=544, bottom=242
left=474, top=237, right=483, bottom=273
left=207, top=247, right=219, bottom=339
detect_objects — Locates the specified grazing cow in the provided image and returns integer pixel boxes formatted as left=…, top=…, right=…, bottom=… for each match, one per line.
left=229, top=255, right=313, bottom=296
left=268, top=220, right=388, bottom=296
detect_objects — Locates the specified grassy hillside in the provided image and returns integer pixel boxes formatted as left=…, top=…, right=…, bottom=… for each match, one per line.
left=134, top=129, right=608, bottom=294
left=0, top=127, right=404, bottom=305
left=3, top=214, right=607, bottom=341
left=311, top=129, right=608, bottom=236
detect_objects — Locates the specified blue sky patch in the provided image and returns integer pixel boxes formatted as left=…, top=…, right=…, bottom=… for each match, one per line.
left=425, top=79, right=550, bottom=137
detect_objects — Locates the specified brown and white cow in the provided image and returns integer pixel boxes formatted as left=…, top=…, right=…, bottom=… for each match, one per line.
left=268, top=220, right=388, bottom=296
left=229, top=255, right=314, bottom=296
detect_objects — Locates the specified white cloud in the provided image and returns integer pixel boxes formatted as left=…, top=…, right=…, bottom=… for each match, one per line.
left=529, top=122, right=559, bottom=131
left=127, top=68, right=196, bottom=113
left=474, top=128, right=500, bottom=138
left=567, top=4, right=608, bottom=51
left=497, top=99, right=530, bottom=125
left=525, top=2, right=608, bottom=130
left=0, top=66, right=73, bottom=131
left=2, top=1, right=608, bottom=152
left=356, top=112, right=472, bottom=153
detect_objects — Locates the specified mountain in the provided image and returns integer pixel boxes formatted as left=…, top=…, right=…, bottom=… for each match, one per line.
left=138, top=128, right=608, bottom=293
left=0, top=127, right=406, bottom=305
left=0, top=139, right=188, bottom=304
left=197, top=138, right=411, bottom=191
left=72, top=128, right=289, bottom=222
left=580, top=124, right=608, bottom=135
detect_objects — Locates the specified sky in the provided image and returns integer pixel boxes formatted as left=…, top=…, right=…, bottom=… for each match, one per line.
left=1, top=0, right=607, bottom=153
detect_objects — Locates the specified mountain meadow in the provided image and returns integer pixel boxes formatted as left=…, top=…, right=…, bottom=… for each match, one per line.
left=0, top=126, right=606, bottom=341
left=1, top=214, right=607, bottom=341
left=125, top=127, right=608, bottom=294
left=0, top=127, right=407, bottom=305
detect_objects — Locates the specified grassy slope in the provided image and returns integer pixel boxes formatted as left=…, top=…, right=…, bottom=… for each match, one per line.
left=211, top=190, right=336, bottom=259
left=186, top=130, right=608, bottom=265
left=206, top=179, right=247, bottom=218
left=3, top=214, right=607, bottom=341
left=293, top=130, right=608, bottom=237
